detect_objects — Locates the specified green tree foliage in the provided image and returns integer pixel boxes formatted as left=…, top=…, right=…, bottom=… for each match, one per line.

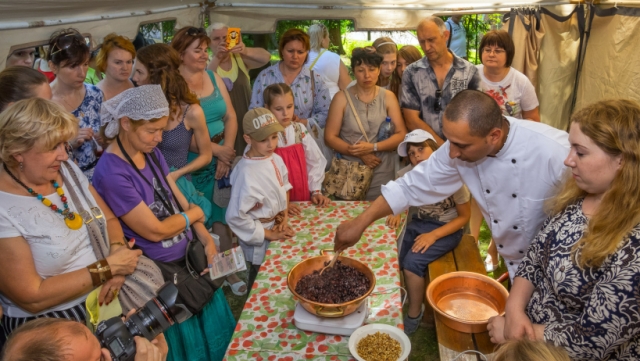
left=274, top=19, right=355, bottom=55
left=139, top=20, right=177, bottom=44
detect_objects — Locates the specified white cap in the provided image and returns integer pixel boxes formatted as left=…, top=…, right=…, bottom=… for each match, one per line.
left=397, top=129, right=436, bottom=157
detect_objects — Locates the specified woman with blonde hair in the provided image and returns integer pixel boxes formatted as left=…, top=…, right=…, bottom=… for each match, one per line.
left=372, top=36, right=398, bottom=89
left=306, top=23, right=351, bottom=99
left=0, top=98, right=142, bottom=336
left=96, top=33, right=136, bottom=100
left=493, top=339, right=570, bottom=361
left=488, top=99, right=640, bottom=360
left=389, top=45, right=421, bottom=99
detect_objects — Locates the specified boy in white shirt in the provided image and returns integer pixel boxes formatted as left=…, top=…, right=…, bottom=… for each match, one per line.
left=226, top=108, right=296, bottom=288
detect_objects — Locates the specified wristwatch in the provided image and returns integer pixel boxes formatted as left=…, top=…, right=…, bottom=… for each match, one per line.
left=373, top=143, right=378, bottom=152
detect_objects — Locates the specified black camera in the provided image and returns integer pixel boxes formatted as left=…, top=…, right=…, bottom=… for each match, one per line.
left=95, top=282, right=191, bottom=361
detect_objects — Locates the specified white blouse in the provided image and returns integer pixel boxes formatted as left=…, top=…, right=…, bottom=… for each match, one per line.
left=0, top=161, right=98, bottom=317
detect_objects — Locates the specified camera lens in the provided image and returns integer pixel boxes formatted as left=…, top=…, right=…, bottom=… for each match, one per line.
left=123, top=282, right=191, bottom=340
left=124, top=299, right=173, bottom=340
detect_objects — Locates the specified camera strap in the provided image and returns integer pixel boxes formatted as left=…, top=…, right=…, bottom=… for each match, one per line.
left=116, top=136, right=176, bottom=215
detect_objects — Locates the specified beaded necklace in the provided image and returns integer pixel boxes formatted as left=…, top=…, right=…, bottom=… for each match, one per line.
left=3, top=164, right=83, bottom=230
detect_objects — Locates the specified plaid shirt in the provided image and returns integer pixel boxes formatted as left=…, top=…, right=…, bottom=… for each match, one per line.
left=400, top=52, right=481, bottom=139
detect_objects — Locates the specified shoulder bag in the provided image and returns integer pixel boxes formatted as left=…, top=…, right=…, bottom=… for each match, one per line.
left=61, top=162, right=164, bottom=311
left=321, top=90, right=374, bottom=201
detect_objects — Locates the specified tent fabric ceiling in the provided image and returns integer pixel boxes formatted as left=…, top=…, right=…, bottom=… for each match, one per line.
left=0, top=0, right=201, bottom=25
left=0, top=0, right=575, bottom=26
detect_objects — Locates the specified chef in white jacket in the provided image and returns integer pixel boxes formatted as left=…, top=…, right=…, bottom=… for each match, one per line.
left=334, top=90, right=570, bottom=279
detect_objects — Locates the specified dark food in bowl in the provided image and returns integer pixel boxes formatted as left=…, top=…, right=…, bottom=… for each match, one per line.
left=295, top=260, right=371, bottom=303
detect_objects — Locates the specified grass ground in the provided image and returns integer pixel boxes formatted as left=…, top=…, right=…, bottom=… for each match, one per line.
left=221, top=221, right=503, bottom=360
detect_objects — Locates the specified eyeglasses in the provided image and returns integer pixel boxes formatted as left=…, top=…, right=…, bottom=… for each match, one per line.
left=186, top=27, right=206, bottom=36
left=50, top=33, right=86, bottom=56
left=482, top=47, right=506, bottom=55
left=434, top=90, right=442, bottom=113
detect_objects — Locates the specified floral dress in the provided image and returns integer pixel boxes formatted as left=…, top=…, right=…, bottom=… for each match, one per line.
left=516, top=199, right=640, bottom=360
left=249, top=62, right=331, bottom=128
left=72, top=83, right=103, bottom=182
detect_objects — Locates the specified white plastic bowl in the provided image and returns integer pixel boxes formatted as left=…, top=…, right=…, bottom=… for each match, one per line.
left=348, top=323, right=411, bottom=361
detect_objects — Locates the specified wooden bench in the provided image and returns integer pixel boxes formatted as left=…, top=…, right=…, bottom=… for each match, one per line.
left=424, top=234, right=497, bottom=361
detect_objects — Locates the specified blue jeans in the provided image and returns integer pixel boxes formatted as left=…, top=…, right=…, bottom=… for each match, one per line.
left=399, top=215, right=463, bottom=278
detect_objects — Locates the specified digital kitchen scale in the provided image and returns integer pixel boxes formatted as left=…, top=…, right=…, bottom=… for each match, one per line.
left=293, top=301, right=368, bottom=336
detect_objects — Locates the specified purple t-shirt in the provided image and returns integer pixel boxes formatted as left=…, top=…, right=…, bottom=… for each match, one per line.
left=93, top=148, right=189, bottom=262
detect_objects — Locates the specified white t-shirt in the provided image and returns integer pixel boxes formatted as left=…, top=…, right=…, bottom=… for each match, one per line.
left=306, top=49, right=341, bottom=99
left=0, top=161, right=97, bottom=317
left=477, top=65, right=539, bottom=119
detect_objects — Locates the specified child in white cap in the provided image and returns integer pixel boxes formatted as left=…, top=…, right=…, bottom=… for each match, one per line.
left=389, top=129, right=471, bottom=335
left=226, top=108, right=295, bottom=288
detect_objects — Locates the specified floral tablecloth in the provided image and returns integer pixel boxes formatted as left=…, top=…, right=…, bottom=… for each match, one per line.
left=224, top=201, right=404, bottom=361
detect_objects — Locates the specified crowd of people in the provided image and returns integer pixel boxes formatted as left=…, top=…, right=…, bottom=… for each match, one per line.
left=0, top=14, right=638, bottom=361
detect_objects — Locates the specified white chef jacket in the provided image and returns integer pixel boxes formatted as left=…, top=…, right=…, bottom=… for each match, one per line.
left=382, top=117, right=570, bottom=278
left=226, top=153, right=293, bottom=265
left=277, top=122, right=327, bottom=193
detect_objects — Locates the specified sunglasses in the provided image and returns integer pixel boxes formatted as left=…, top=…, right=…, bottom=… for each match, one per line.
left=186, top=27, right=206, bottom=36
left=434, top=90, right=442, bottom=113
left=50, top=33, right=87, bottom=56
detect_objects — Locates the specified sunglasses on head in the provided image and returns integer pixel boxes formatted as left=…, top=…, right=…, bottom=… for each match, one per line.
left=186, top=27, right=206, bottom=36
left=50, top=33, right=86, bottom=56
left=434, top=89, right=442, bottom=113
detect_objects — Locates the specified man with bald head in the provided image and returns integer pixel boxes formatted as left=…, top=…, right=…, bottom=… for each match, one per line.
left=335, top=90, right=570, bottom=289
left=1, top=318, right=166, bottom=361
left=401, top=16, right=481, bottom=145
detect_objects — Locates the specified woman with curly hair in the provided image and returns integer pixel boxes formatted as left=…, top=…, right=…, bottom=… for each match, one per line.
left=130, top=43, right=215, bottom=237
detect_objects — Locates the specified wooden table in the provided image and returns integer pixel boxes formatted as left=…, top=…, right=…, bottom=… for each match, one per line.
left=223, top=201, right=404, bottom=361
left=425, top=235, right=497, bottom=361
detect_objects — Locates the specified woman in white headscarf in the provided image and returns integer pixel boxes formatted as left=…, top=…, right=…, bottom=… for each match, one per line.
left=93, top=84, right=235, bottom=361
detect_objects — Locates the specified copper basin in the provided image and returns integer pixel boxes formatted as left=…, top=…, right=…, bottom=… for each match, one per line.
left=426, top=271, right=508, bottom=333
left=287, top=252, right=376, bottom=318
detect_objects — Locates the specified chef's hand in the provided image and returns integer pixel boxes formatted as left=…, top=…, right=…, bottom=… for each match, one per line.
left=334, top=219, right=366, bottom=253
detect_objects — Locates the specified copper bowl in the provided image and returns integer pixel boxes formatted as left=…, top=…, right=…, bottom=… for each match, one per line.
left=426, top=271, right=508, bottom=333
left=287, top=252, right=376, bottom=318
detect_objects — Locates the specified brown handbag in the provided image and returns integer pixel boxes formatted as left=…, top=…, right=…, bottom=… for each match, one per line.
left=322, top=90, right=374, bottom=201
